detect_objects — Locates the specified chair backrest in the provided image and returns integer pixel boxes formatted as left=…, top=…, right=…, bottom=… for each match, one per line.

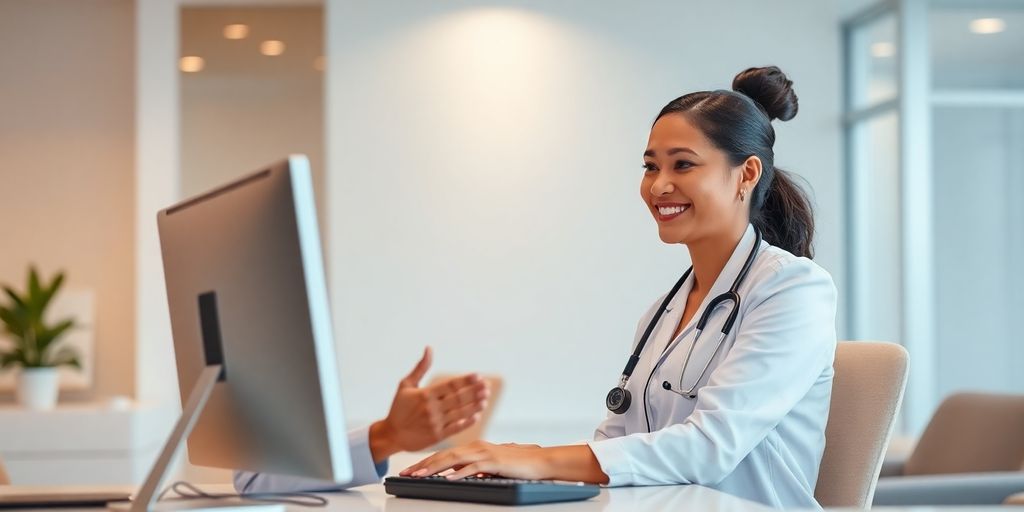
left=903, top=392, right=1024, bottom=476
left=427, top=374, right=503, bottom=448
left=815, top=341, right=909, bottom=508
left=0, top=453, right=10, bottom=485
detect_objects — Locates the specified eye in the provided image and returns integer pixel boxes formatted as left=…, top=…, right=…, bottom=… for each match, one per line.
left=674, top=160, right=694, bottom=170
left=642, top=162, right=658, bottom=173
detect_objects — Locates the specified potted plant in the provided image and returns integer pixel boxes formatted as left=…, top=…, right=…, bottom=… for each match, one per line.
left=0, top=267, right=80, bottom=410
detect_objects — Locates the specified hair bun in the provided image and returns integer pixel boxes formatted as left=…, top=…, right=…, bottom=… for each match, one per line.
left=732, top=66, right=798, bottom=122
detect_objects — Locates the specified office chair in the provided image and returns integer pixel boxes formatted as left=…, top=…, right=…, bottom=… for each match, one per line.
left=873, top=392, right=1024, bottom=506
left=814, top=341, right=909, bottom=508
left=0, top=454, right=10, bottom=485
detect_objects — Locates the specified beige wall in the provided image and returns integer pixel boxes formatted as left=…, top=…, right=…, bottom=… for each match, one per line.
left=0, top=0, right=136, bottom=401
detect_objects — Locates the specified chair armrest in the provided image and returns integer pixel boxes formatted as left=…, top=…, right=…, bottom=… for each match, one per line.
left=878, top=458, right=906, bottom=477
left=1006, top=492, right=1024, bottom=505
left=873, top=472, right=1024, bottom=506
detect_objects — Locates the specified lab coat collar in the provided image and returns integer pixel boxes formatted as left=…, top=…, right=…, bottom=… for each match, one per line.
left=664, top=224, right=759, bottom=317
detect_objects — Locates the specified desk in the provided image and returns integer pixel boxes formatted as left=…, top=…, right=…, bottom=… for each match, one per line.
left=3, top=483, right=1024, bottom=511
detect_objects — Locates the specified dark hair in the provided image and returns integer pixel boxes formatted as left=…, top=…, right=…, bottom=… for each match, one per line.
left=654, top=66, right=815, bottom=258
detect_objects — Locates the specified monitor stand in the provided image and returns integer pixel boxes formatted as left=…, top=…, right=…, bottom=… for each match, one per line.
left=108, top=365, right=281, bottom=512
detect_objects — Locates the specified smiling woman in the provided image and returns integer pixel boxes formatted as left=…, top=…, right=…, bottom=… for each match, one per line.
left=402, top=66, right=838, bottom=510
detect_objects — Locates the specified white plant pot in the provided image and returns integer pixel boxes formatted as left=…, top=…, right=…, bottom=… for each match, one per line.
left=17, top=367, right=60, bottom=410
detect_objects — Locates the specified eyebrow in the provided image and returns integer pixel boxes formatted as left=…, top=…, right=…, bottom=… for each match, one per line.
left=643, top=147, right=699, bottom=157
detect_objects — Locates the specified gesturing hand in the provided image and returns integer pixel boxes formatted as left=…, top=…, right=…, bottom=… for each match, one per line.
left=369, top=347, right=489, bottom=463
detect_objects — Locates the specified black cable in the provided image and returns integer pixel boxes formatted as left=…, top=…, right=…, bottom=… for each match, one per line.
left=157, top=480, right=328, bottom=508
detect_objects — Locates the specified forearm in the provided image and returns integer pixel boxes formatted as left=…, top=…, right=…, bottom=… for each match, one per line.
left=541, top=445, right=610, bottom=484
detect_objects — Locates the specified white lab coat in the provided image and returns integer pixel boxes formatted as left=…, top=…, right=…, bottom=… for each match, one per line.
left=587, top=224, right=837, bottom=509
left=233, top=426, right=386, bottom=494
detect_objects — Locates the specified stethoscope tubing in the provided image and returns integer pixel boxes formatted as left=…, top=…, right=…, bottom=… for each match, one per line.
left=606, top=227, right=763, bottom=431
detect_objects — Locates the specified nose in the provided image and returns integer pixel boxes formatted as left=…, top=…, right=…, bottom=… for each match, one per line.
left=650, top=173, right=674, bottom=196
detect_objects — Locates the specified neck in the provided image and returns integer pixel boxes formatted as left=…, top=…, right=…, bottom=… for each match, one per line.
left=687, top=223, right=749, bottom=295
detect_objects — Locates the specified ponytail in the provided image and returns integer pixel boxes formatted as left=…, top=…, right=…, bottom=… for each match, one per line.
left=753, top=168, right=814, bottom=258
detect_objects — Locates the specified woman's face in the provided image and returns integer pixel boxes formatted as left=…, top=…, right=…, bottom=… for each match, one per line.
left=640, top=113, right=753, bottom=245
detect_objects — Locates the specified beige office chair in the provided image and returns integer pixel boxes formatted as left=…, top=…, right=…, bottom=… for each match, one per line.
left=0, top=454, right=10, bottom=485
left=873, top=392, right=1024, bottom=506
left=428, top=374, right=503, bottom=448
left=899, top=392, right=1024, bottom=476
left=814, top=341, right=909, bottom=508
left=1005, top=492, right=1024, bottom=505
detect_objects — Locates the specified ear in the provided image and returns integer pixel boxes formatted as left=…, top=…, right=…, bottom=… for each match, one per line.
left=739, top=155, right=762, bottom=192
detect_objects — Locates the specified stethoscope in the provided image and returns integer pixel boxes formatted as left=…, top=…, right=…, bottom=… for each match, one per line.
left=605, top=227, right=762, bottom=427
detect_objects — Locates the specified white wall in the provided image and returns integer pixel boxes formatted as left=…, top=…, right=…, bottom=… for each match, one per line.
left=327, top=0, right=844, bottom=442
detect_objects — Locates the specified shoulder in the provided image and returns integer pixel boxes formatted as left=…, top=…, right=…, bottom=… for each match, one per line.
left=743, top=243, right=837, bottom=311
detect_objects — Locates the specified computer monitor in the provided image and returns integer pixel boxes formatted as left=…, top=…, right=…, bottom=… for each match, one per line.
left=118, top=156, right=351, bottom=511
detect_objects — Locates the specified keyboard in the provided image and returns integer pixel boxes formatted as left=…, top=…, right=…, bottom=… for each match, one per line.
left=384, top=475, right=600, bottom=505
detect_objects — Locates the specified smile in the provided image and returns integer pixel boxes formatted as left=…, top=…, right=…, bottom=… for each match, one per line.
left=655, top=203, right=691, bottom=221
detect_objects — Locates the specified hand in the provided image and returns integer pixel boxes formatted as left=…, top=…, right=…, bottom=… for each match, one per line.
left=400, top=441, right=550, bottom=480
left=369, top=347, right=489, bottom=463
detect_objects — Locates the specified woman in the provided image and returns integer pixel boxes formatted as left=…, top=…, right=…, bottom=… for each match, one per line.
left=401, top=66, right=838, bottom=509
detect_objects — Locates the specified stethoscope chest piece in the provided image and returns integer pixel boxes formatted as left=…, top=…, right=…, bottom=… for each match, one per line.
left=606, top=386, right=631, bottom=415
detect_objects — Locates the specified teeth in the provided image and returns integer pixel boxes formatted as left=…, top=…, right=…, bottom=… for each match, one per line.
left=658, top=205, right=689, bottom=215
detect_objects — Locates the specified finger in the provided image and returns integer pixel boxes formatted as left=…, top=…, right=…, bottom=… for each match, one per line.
left=400, top=346, right=433, bottom=389
left=412, top=448, right=485, bottom=477
left=434, top=380, right=488, bottom=412
left=402, top=448, right=465, bottom=477
left=440, top=413, right=481, bottom=439
left=442, top=396, right=487, bottom=425
left=400, top=452, right=439, bottom=476
left=447, top=462, right=491, bottom=480
left=428, top=373, right=484, bottom=399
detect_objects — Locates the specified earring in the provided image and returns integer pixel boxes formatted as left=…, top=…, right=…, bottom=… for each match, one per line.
left=740, top=189, right=746, bottom=202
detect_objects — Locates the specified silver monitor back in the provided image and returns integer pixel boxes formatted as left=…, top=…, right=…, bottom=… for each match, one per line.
left=157, top=155, right=351, bottom=483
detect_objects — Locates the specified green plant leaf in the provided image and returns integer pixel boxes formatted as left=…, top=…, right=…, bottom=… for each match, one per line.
left=0, top=306, right=26, bottom=338
left=3, top=286, right=27, bottom=310
left=47, top=346, right=81, bottom=369
left=37, top=318, right=75, bottom=356
left=39, top=272, right=65, bottom=314
left=27, top=266, right=43, bottom=313
left=0, top=348, right=27, bottom=369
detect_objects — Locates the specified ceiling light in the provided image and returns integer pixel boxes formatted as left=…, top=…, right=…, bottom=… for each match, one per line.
left=260, top=40, right=285, bottom=56
left=970, top=18, right=1005, bottom=34
left=223, top=24, right=249, bottom=40
left=870, top=41, right=895, bottom=58
left=313, top=56, right=325, bottom=71
left=179, top=56, right=205, bottom=73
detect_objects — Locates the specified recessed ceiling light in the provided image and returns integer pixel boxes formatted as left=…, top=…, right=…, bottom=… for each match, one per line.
left=223, top=24, right=249, bottom=40
left=179, top=56, right=205, bottom=73
left=969, top=18, right=1005, bottom=34
left=260, top=40, right=285, bottom=56
left=871, top=41, right=895, bottom=58
left=313, top=56, right=325, bottom=71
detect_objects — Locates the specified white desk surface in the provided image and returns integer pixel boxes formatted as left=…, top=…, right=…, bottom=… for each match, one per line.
left=2, top=452, right=1022, bottom=511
